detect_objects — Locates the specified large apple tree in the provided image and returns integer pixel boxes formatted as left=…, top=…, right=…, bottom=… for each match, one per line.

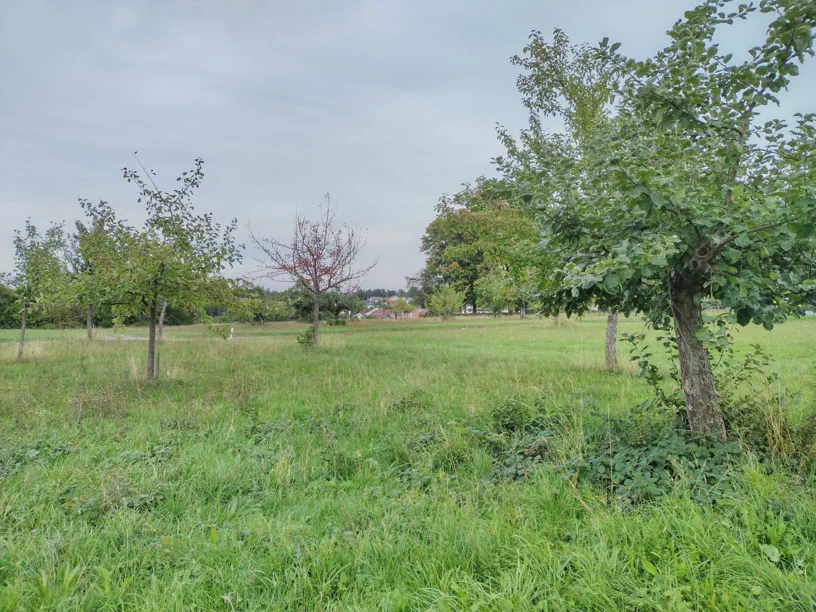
left=501, top=0, right=816, bottom=440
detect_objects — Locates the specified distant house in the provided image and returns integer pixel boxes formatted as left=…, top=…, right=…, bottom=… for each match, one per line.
left=364, top=308, right=392, bottom=319
left=404, top=308, right=428, bottom=319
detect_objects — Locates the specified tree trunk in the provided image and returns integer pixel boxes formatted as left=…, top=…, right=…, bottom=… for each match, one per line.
left=605, top=312, right=618, bottom=371
left=671, top=284, right=727, bottom=440
left=157, top=299, right=168, bottom=342
left=259, top=314, right=265, bottom=326
left=17, top=303, right=28, bottom=359
left=312, top=294, right=320, bottom=347
left=520, top=305, right=526, bottom=320
left=146, top=299, right=158, bottom=381
left=553, top=313, right=560, bottom=326
left=86, top=304, right=94, bottom=340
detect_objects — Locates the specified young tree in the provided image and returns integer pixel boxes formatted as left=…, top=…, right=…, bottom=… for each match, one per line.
left=80, top=157, right=241, bottom=380
left=429, top=284, right=466, bottom=320
left=389, top=297, right=414, bottom=319
left=475, top=269, right=513, bottom=316
left=510, top=267, right=541, bottom=319
left=66, top=217, right=113, bottom=340
left=503, top=27, right=621, bottom=363
left=10, top=220, right=66, bottom=359
left=249, top=194, right=376, bottom=346
left=503, top=1, right=816, bottom=439
left=231, top=282, right=289, bottom=325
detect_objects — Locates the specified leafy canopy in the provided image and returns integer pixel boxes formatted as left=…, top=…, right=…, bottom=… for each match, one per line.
left=500, top=0, right=816, bottom=327
left=79, top=158, right=242, bottom=322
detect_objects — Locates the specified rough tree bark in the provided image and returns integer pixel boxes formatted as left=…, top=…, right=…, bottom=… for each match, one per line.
left=17, top=303, right=28, bottom=359
left=671, top=282, right=727, bottom=440
left=605, top=312, right=618, bottom=371
left=146, top=299, right=158, bottom=380
left=86, top=304, right=94, bottom=340
left=312, top=294, right=320, bottom=347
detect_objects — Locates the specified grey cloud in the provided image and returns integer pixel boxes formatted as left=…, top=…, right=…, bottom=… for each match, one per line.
left=7, top=0, right=807, bottom=289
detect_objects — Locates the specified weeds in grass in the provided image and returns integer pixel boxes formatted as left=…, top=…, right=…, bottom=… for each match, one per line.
left=0, top=317, right=815, bottom=609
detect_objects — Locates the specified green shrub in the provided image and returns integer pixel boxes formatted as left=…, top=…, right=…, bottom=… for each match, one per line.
left=490, top=400, right=532, bottom=433
left=568, top=422, right=749, bottom=508
left=296, top=326, right=314, bottom=347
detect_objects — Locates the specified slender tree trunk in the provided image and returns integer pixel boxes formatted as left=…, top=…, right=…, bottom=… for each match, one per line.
left=671, top=283, right=727, bottom=440
left=312, top=294, right=320, bottom=347
left=17, top=303, right=28, bottom=359
left=146, top=299, right=158, bottom=381
left=520, top=305, right=526, bottom=319
left=157, top=299, right=168, bottom=342
left=259, top=314, right=265, bottom=326
left=605, top=312, right=618, bottom=371
left=553, top=313, right=560, bottom=326
left=86, top=304, right=94, bottom=340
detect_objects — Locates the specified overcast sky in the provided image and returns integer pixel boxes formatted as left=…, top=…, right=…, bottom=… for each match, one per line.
left=1, top=0, right=812, bottom=288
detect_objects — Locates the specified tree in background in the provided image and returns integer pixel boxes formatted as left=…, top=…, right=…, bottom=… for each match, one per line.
left=475, top=269, right=513, bottom=316
left=510, top=267, right=541, bottom=319
left=292, top=290, right=363, bottom=326
left=80, top=157, right=241, bottom=380
left=390, top=297, right=413, bottom=319
left=429, top=284, right=465, bottom=320
left=501, top=1, right=816, bottom=439
left=355, top=288, right=405, bottom=300
left=420, top=179, right=540, bottom=313
left=250, top=194, right=376, bottom=346
left=500, top=26, right=619, bottom=364
left=323, top=291, right=364, bottom=325
left=65, top=213, right=117, bottom=340
left=10, top=220, right=66, bottom=358
left=0, top=283, right=17, bottom=329
left=406, top=266, right=442, bottom=308
left=232, top=282, right=288, bottom=325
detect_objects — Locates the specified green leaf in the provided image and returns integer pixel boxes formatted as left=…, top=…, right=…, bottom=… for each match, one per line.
left=638, top=198, right=653, bottom=215
left=603, top=274, right=621, bottom=291
left=790, top=223, right=814, bottom=238
left=629, top=185, right=649, bottom=198
left=641, top=559, right=658, bottom=576
left=648, top=191, right=667, bottom=209
left=759, top=544, right=780, bottom=564
left=736, top=308, right=752, bottom=327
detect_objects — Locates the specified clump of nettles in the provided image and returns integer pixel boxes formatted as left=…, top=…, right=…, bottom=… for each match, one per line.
left=566, top=413, right=747, bottom=508
left=296, top=326, right=314, bottom=347
left=477, top=318, right=814, bottom=508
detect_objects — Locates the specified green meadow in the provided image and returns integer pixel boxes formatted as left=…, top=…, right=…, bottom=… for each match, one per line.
left=1, top=315, right=815, bottom=610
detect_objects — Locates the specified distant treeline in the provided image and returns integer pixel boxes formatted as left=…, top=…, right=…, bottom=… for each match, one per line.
left=0, top=282, right=403, bottom=330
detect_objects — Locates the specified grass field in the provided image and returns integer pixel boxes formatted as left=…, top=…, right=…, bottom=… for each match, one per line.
left=1, top=315, right=815, bottom=610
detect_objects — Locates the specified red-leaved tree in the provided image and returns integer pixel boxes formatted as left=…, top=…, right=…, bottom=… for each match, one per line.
left=249, top=194, right=376, bottom=346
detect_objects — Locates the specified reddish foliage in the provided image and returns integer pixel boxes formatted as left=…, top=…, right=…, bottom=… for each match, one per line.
left=249, top=193, right=376, bottom=295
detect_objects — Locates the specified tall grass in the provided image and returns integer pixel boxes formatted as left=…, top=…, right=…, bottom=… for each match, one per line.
left=0, top=315, right=814, bottom=610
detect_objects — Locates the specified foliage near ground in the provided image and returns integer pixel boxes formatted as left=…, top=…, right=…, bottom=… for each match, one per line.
left=1, top=316, right=815, bottom=610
